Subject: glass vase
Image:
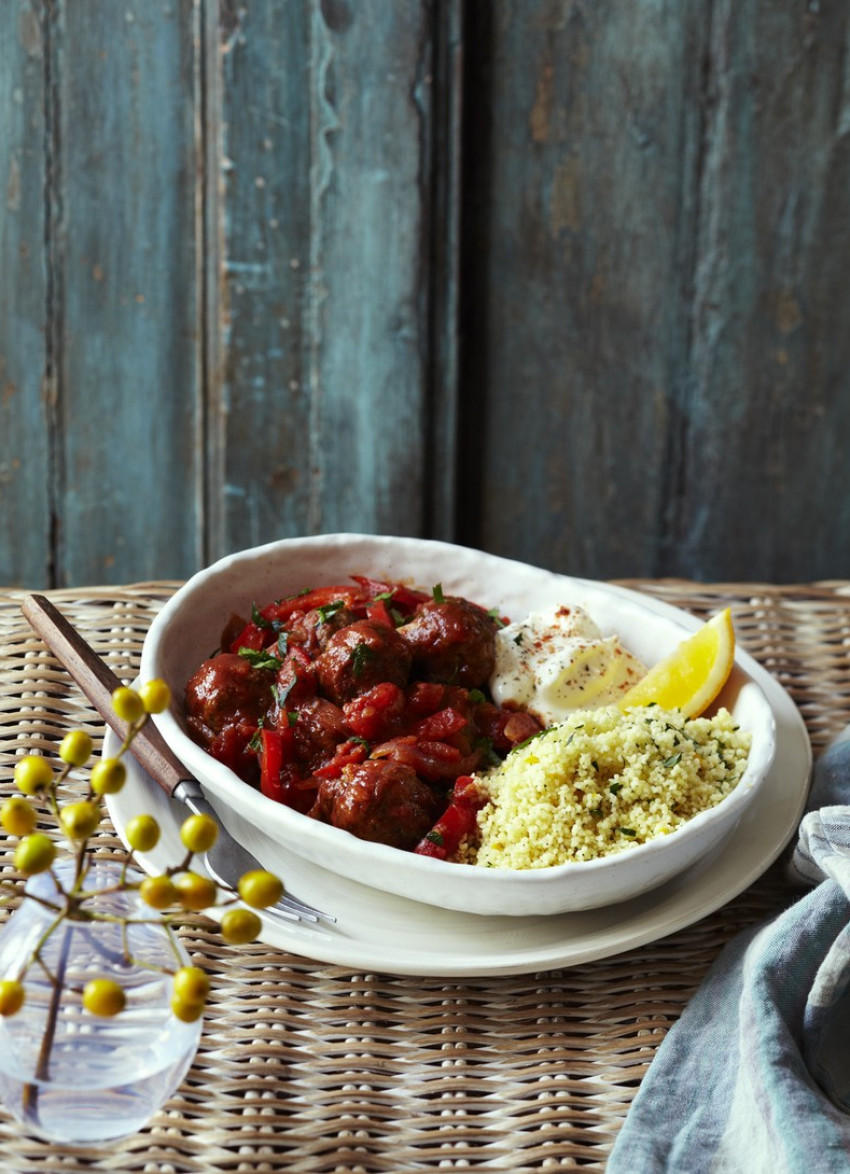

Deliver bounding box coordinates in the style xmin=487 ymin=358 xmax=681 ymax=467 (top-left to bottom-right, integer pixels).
xmin=0 ymin=859 xmax=201 ymax=1146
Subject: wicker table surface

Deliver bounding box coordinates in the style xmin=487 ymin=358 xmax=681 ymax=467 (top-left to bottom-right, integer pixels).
xmin=1 ymin=578 xmax=848 ymax=1173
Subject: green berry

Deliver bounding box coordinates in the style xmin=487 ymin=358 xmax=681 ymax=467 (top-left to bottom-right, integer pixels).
xmin=220 ymin=907 xmax=262 ymax=944
xmin=90 ymin=757 xmax=127 ymax=795
xmin=179 ymin=813 xmax=218 ymax=855
xmin=139 ymin=679 xmax=171 ymax=714
xmin=111 ymin=686 xmax=145 ymax=723
xmin=82 ymin=979 xmax=126 ymax=1017
xmin=14 ymin=833 xmax=56 ymax=876
xmin=139 ymin=874 xmax=177 ymax=910
xmin=0 ymin=980 xmax=25 ymax=1017
xmin=237 ymin=869 xmax=284 ymax=910
xmin=125 ymin=814 xmax=160 ymax=853
xmin=14 ymin=755 xmax=53 ymax=795
xmin=59 ymin=729 xmax=93 ymax=768
xmin=0 ymin=797 xmax=37 ymax=837
xmin=173 ymin=872 xmax=218 ymax=911
xmin=172 ymin=965 xmax=210 ymax=1004
xmin=59 ymin=800 xmax=101 ymax=842
xmin=171 ymin=994 xmax=204 ymax=1023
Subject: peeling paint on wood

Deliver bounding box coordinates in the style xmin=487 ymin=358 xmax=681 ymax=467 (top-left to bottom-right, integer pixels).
xmin=458 ymin=0 xmax=850 ymax=582
xmin=0 ymin=0 xmax=50 ymax=586
xmin=1 ymin=0 xmax=849 ymax=588
xmin=53 ymin=0 xmax=202 ymax=586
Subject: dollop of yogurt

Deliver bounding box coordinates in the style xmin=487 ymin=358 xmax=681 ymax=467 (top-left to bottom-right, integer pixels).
xmin=489 ymin=604 xmax=646 ymax=725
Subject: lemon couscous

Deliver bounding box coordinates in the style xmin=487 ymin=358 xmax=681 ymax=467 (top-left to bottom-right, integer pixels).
xmin=465 ymin=704 xmax=752 ymax=869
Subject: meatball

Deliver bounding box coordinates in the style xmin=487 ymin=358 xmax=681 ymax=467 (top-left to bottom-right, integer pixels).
xmin=399 ymin=598 xmax=497 ymax=688
xmin=287 ymin=604 xmax=358 ymax=657
xmin=290 ymin=696 xmax=349 ymax=772
xmin=314 ymin=619 xmax=413 ymax=705
xmin=185 ymin=653 xmax=274 ymax=741
xmin=313 ymin=759 xmax=440 ymax=850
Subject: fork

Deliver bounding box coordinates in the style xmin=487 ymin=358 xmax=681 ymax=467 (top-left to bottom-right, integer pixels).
xmin=20 ymin=594 xmax=334 ymax=930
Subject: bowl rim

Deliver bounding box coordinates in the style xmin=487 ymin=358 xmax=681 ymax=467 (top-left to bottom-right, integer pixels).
xmin=141 ymin=533 xmax=777 ymax=887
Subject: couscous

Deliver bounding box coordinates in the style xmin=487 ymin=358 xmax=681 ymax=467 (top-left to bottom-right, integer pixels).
xmin=466 ymin=704 xmax=752 ymax=869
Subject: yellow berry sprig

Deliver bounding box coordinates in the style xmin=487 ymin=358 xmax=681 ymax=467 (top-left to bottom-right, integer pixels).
xmin=0 ymin=680 xmax=283 ymax=1026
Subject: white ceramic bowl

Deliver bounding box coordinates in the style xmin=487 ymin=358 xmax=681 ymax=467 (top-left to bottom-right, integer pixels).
xmin=141 ymin=534 xmax=777 ymax=916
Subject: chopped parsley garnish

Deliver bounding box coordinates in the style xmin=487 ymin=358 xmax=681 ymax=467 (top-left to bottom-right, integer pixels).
xmin=425 ymin=829 xmax=444 ymax=845
xmin=618 ymin=827 xmax=637 ymax=837
xmin=515 ymin=728 xmax=549 ymax=750
xmin=513 ymin=633 xmax=524 ymax=646
xmin=317 ymin=600 xmax=346 ymax=623
xmin=663 ymin=753 xmax=683 ymax=769
xmin=609 ymin=781 xmax=623 ymax=795
xmin=350 ymin=641 xmax=376 ymax=678
xmin=238 ymin=646 xmax=283 ymax=672
xmin=251 ymin=603 xmax=281 ymax=632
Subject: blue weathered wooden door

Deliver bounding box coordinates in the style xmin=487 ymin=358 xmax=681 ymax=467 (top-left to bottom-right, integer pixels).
xmin=2 ymin=1 xmax=848 ymax=588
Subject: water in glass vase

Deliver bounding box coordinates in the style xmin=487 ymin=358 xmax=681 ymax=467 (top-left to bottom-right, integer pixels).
xmin=0 ymin=862 xmax=201 ymax=1146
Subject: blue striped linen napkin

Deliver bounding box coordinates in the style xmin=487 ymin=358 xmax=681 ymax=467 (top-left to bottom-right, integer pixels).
xmin=607 ymin=728 xmax=850 ymax=1173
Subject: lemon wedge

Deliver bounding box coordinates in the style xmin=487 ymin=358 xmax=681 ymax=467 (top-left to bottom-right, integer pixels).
xmin=617 ymin=608 xmax=736 ymax=718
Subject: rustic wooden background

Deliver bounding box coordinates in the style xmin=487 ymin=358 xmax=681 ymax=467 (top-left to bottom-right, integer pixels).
xmin=1 ymin=0 xmax=848 ymax=590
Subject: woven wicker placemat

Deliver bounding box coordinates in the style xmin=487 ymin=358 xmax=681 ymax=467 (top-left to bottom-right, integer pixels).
xmin=0 ymin=579 xmax=847 ymax=1173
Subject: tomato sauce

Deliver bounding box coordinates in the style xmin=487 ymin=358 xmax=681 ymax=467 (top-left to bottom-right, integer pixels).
xmin=184 ymin=577 xmax=542 ymax=855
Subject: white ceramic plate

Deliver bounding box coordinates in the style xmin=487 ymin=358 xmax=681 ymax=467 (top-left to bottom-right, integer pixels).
xmin=140 ymin=536 xmax=778 ymax=916
xmin=107 ymin=637 xmax=810 ymax=978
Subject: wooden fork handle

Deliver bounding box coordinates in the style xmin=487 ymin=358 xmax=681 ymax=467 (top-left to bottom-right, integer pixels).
xmin=21 ymin=593 xmax=190 ymax=798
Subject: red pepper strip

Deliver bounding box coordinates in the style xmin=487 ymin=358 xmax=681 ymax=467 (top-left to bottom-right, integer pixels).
xmin=343 ymin=682 xmax=406 ymax=740
xmin=414 ymin=775 xmax=489 ymax=860
xmin=312 ymin=738 xmax=369 ymax=780
xmin=414 ymin=706 xmax=468 ymax=741
xmin=366 ymin=598 xmax=394 ymax=628
xmin=286 ymin=643 xmax=312 ymax=668
xmin=259 ymin=727 xmax=285 ymax=802
xmin=350 ymin=575 xmax=430 ymax=613
xmin=259 ymin=586 xmax=358 ymax=626
xmin=259 ymin=725 xmax=316 ymax=813
xmin=229 ymin=620 xmax=266 ymax=654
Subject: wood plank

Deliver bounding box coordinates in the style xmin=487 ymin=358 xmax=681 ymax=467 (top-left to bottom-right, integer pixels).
xmin=458 ymin=0 xmax=704 ymax=580
xmin=0 ymin=0 xmax=51 ymax=586
xmin=204 ymin=0 xmax=314 ymax=554
xmin=661 ymin=0 xmax=850 ymax=582
xmin=4 ymin=2 xmax=849 ymax=588
xmin=209 ymin=0 xmax=455 ymax=557
xmin=53 ymin=0 xmax=202 ymax=586
xmin=460 ymin=0 xmax=850 ymax=583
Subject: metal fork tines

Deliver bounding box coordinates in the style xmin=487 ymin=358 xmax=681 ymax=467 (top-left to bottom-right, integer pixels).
xmin=174 ymin=780 xmax=336 ymax=928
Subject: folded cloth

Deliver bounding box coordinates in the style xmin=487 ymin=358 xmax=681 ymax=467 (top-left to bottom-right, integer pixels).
xmin=607 ymin=728 xmax=850 ymax=1173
